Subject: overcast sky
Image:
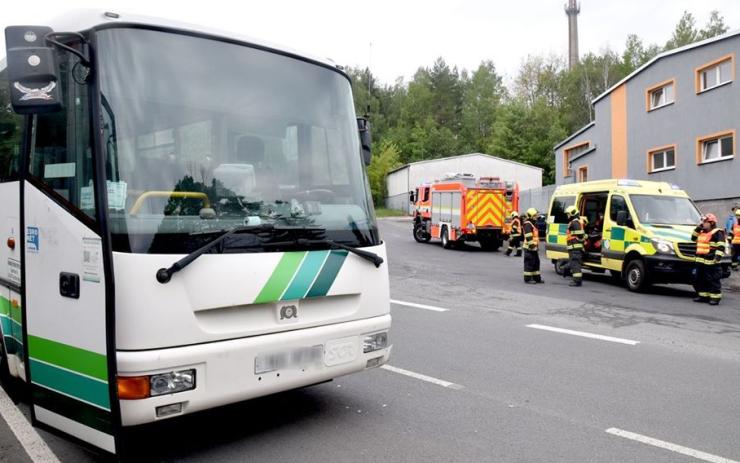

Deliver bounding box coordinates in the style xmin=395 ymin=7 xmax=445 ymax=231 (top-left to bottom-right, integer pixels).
xmin=2 ymin=1 xmax=739 ymax=85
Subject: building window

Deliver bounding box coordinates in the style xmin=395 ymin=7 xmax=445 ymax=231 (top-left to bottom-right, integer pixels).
xmin=646 ymin=80 xmax=675 ymax=111
xmin=563 ymin=141 xmax=590 ymax=177
xmin=696 ymin=54 xmax=734 ymax=93
xmin=697 ymin=131 xmax=734 ymax=164
xmin=648 ymin=145 xmax=676 ymax=173
xmin=577 ymin=166 xmax=588 ymax=183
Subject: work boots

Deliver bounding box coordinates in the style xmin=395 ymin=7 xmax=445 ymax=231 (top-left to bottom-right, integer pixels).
xmin=505 ymin=249 xmax=512 ymax=256
xmin=569 ymin=280 xmax=582 ymax=287
xmin=693 ymin=296 xmax=709 ymax=303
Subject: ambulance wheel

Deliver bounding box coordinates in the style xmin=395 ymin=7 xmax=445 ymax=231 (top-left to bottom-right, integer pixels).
xmin=441 ymin=228 xmax=453 ymax=249
xmin=413 ymin=222 xmax=431 ymax=243
xmin=625 ymin=259 xmax=650 ymax=292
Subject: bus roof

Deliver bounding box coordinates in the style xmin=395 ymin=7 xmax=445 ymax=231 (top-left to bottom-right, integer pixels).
xmin=553 ymin=179 xmax=689 ymax=197
xmin=3 ymin=10 xmax=341 ymax=71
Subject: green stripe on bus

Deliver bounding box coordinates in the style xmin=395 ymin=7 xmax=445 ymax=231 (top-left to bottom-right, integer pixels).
xmin=306 ymin=250 xmax=348 ymax=298
xmin=27 ymin=335 xmax=108 ymax=382
xmin=32 ymin=385 xmax=114 ymax=435
xmin=29 ymin=359 xmax=110 ymax=410
xmin=0 ymin=296 xmax=9 ymax=316
xmin=281 ymin=251 xmax=330 ymax=300
xmin=253 ymin=252 xmax=307 ymax=304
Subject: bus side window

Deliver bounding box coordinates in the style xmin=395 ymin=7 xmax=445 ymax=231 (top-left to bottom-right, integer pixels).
xmin=550 ymin=195 xmax=576 ymax=224
xmin=0 ymin=69 xmax=23 ymax=183
xmin=29 ymin=51 xmax=96 ymax=219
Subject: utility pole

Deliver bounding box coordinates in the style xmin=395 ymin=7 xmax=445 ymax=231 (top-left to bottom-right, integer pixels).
xmin=565 ymin=0 xmax=580 ymax=69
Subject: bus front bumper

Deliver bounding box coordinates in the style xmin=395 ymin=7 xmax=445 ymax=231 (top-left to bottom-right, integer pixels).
xmin=117 ymin=314 xmax=392 ymax=426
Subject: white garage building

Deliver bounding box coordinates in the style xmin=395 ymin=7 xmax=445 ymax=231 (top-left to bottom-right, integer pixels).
xmin=385 ymin=153 xmax=543 ymax=213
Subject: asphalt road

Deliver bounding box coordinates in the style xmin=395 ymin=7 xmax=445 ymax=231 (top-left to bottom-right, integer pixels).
xmin=2 ymin=217 xmax=739 ymax=462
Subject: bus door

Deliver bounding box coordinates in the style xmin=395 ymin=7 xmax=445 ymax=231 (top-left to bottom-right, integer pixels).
xmin=13 ymin=38 xmax=120 ymax=453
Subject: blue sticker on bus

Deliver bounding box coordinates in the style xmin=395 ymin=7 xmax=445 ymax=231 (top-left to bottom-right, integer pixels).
xmin=26 ymin=227 xmax=39 ymax=253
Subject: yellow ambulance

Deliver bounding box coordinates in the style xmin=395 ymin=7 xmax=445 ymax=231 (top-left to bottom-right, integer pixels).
xmin=545 ymin=179 xmax=731 ymax=291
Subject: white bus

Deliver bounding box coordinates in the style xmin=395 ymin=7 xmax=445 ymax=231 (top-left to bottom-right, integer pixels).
xmin=0 ymin=11 xmax=391 ymax=454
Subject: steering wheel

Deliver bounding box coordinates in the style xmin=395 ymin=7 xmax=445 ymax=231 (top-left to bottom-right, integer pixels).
xmin=301 ymin=189 xmax=335 ymax=203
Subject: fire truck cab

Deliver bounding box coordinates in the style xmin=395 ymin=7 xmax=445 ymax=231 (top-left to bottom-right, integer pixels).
xmin=411 ymin=174 xmax=517 ymax=251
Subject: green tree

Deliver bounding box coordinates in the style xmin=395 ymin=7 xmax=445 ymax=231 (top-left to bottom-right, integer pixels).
xmin=699 ymin=10 xmax=729 ymax=40
xmin=367 ymin=141 xmax=402 ymax=205
xmin=460 ymin=61 xmax=507 ymax=152
xmin=665 ymin=11 xmax=699 ymax=50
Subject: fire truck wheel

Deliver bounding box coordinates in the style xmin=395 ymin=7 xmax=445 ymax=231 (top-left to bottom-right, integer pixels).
xmin=441 ymin=227 xmax=453 ymax=249
xmin=413 ymin=222 xmax=431 ymax=243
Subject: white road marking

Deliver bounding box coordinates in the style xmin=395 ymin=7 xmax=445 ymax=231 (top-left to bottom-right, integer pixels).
xmin=381 ymin=365 xmax=462 ymax=389
xmin=0 ymin=385 xmax=60 ymax=463
xmin=390 ymin=299 xmax=449 ymax=312
xmin=606 ymin=428 xmax=739 ymax=463
xmin=526 ymin=324 xmax=640 ymax=346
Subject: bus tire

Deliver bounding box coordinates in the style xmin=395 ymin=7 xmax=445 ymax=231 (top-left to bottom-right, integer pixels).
xmin=441 ymin=227 xmax=453 ymax=249
xmin=625 ymin=259 xmax=650 ymax=292
xmin=0 ymin=340 xmax=21 ymax=401
xmin=413 ymin=222 xmax=431 ymax=243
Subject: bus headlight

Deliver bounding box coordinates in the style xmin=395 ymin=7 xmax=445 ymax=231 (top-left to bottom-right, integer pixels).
xmin=150 ymin=369 xmax=196 ymax=397
xmin=651 ymin=238 xmax=675 ymax=255
xmin=363 ymin=332 xmax=389 ymax=353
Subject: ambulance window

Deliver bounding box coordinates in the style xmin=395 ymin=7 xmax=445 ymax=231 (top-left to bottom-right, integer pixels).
xmin=0 ymin=68 xmax=23 ymax=183
xmin=550 ymin=196 xmax=575 ymax=224
xmin=610 ymin=195 xmax=632 ymax=225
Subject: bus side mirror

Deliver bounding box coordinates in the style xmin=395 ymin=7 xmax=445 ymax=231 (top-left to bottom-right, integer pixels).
xmin=4 ymin=25 xmax=62 ymax=114
xmin=616 ymin=211 xmax=627 ymax=226
xmin=357 ymin=117 xmax=372 ymax=166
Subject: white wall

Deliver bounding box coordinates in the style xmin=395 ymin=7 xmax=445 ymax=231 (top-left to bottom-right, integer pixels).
xmin=387 ymin=155 xmax=542 ymax=199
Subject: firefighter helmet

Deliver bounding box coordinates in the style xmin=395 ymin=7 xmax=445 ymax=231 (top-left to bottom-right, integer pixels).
xmin=526 ymin=208 xmax=538 ymax=218
xmin=565 ymin=205 xmax=579 ymax=217
xmin=510 ymin=211 xmax=519 ymax=218
xmin=703 ymin=213 xmax=718 ymax=224
xmin=735 ymin=209 xmax=740 ymax=217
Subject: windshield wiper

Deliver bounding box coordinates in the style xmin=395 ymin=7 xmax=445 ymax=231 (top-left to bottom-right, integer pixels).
xmin=156 ymin=223 xmax=276 ymax=283
xmin=264 ymin=238 xmax=384 ymax=268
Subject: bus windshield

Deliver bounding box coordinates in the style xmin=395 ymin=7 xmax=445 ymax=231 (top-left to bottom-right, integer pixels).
xmin=629 ymin=194 xmax=701 ymax=226
xmin=96 ymin=28 xmax=377 ymax=254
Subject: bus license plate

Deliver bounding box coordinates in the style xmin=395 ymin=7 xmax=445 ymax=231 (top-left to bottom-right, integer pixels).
xmin=254 ymin=345 xmax=323 ymax=374
xmin=324 ymin=337 xmax=358 ymax=367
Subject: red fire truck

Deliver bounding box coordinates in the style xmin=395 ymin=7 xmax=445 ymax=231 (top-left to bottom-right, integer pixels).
xmin=411 ymin=174 xmax=519 ymax=250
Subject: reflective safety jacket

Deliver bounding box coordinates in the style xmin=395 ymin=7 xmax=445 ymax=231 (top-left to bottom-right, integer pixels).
xmin=566 ymin=217 xmax=586 ymax=250
xmin=692 ymin=226 xmax=725 ymax=265
xmin=731 ymin=221 xmax=740 ymax=245
xmin=510 ymin=217 xmax=522 ymax=237
xmin=523 ymin=220 xmax=539 ymax=249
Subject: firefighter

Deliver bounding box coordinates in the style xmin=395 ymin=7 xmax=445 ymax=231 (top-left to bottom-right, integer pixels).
xmin=505 ymin=211 xmax=523 ymax=257
xmin=523 ymin=208 xmax=544 ymax=284
xmin=729 ymin=209 xmax=740 ymax=271
xmin=565 ymin=205 xmax=585 ymax=287
xmin=691 ymin=214 xmax=725 ymax=305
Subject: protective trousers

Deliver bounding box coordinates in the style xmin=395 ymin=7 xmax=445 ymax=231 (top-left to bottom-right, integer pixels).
xmin=507 ymin=235 xmax=522 ymax=256
xmin=694 ymin=264 xmax=722 ymax=302
xmin=523 ymin=249 xmax=541 ymax=282
xmin=568 ymin=249 xmax=583 ymax=283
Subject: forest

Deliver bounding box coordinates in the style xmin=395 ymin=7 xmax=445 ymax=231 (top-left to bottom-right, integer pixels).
xmin=353 ymin=11 xmax=730 ymax=204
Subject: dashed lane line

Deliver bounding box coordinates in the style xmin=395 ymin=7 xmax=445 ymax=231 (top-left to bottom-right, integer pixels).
xmin=526 ymin=324 xmax=640 ymax=346
xmin=606 ymin=427 xmax=739 ymax=463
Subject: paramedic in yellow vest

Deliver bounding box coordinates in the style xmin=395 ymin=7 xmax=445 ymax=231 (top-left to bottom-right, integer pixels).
xmin=505 ymin=211 xmax=523 ymax=257
xmin=729 ymin=209 xmax=740 ymax=271
xmin=691 ymin=214 xmax=725 ymax=305
xmin=523 ymin=208 xmax=544 ymax=284
xmin=565 ymin=206 xmax=585 ymax=287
